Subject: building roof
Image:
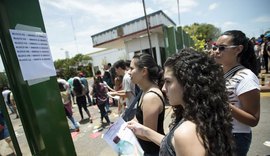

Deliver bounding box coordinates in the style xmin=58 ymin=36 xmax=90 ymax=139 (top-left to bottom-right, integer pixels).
xmin=91 ymin=10 xmax=176 ymax=48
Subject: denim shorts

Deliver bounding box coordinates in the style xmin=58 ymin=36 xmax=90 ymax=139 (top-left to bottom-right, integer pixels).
xmin=233 ymin=132 xmax=252 ymax=156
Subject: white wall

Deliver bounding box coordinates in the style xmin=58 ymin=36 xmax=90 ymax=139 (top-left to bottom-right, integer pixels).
xmin=88 ymin=48 xmax=126 ymax=74
xmin=89 ymin=32 xmax=165 ymax=75
xmin=124 ymin=33 xmax=164 ymax=66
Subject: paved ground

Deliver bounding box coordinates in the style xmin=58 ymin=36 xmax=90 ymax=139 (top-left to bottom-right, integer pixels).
xmin=1 ymin=104 xmax=173 ymax=156
xmin=1 ymin=75 xmax=270 ymax=156
xmin=248 ymin=92 xmax=270 ymax=156
xmin=1 ymin=92 xmax=269 ymax=156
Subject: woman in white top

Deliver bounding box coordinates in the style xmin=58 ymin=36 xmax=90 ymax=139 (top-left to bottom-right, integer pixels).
xmin=212 ymin=30 xmax=260 ymax=156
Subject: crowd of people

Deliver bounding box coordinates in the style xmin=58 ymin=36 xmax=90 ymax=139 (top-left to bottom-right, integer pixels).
xmin=1 ymin=29 xmax=267 ymax=156
xmin=251 ymin=34 xmax=270 ymax=91
xmin=127 ymin=30 xmax=262 ymax=156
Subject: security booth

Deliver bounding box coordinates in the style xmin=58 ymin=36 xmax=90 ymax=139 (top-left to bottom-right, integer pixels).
xmin=0 ymin=0 xmax=76 ymax=155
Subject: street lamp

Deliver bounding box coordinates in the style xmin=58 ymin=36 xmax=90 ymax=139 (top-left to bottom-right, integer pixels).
xmin=60 ymin=48 xmax=70 ymax=59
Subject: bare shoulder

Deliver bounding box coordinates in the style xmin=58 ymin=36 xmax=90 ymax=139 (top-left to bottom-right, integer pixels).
xmin=174 ymin=120 xmax=197 ymax=139
xmin=173 ymin=120 xmax=205 ymax=155
xmin=143 ymin=88 xmax=164 ymax=102
xmin=143 ymin=88 xmax=164 ymax=111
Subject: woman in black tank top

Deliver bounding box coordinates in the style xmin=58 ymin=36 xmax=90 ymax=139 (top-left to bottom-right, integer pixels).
xmin=128 ymin=53 xmax=165 ymax=156
xmin=128 ymin=49 xmax=235 ymax=156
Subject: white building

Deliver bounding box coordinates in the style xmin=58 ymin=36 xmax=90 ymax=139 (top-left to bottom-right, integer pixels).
xmin=88 ymin=10 xmax=182 ymax=74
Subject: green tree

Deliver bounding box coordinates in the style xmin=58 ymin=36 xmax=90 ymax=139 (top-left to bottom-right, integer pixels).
xmin=54 ymin=54 xmax=93 ymax=79
xmin=184 ymin=23 xmax=221 ymax=51
xmin=0 ymin=72 xmax=8 ymax=89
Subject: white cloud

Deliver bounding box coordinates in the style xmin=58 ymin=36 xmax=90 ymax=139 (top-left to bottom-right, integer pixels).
xmin=253 ymin=16 xmax=270 ymax=23
xmin=213 ymin=21 xmax=240 ymax=33
xmin=39 ymin=0 xmax=147 ymax=60
xmin=223 ymin=21 xmax=237 ymax=26
xmin=151 ymin=0 xmax=198 ymax=15
xmin=208 ymin=3 xmax=218 ymax=10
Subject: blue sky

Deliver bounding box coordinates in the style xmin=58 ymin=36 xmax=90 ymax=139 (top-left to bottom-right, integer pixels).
xmin=1 ymin=0 xmax=270 ymax=72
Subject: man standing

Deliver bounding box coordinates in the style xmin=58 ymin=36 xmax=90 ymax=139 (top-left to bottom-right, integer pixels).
xmin=108 ymin=63 xmax=117 ymax=88
xmin=110 ymin=60 xmax=135 ymax=109
xmin=1 ymin=87 xmax=15 ymax=116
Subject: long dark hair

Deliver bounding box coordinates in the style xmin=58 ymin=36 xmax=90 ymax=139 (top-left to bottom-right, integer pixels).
xmin=93 ymin=76 xmax=103 ymax=87
xmin=73 ymin=78 xmax=83 ymax=95
xmin=222 ymin=30 xmax=258 ymax=75
xmin=133 ymin=53 xmax=163 ymax=88
xmin=164 ymin=48 xmax=235 ymax=155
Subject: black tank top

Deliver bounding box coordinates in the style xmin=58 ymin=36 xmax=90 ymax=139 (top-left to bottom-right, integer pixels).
xmin=136 ymin=90 xmax=165 ymax=155
xmin=159 ymin=119 xmax=185 ymax=156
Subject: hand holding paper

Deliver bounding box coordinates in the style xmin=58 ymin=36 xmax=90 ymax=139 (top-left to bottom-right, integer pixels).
xmin=103 ymin=117 xmax=144 ymax=156
xmin=127 ymin=120 xmax=146 ymax=137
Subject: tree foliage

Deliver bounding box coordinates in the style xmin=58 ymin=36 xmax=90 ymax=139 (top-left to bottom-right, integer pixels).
xmin=184 ymin=23 xmax=221 ymax=51
xmin=0 ymin=72 xmax=8 ymax=89
xmin=54 ymin=54 xmax=93 ymax=79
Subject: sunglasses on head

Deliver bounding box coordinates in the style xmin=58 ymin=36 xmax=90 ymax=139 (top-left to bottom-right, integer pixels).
xmin=212 ymin=45 xmax=238 ymax=51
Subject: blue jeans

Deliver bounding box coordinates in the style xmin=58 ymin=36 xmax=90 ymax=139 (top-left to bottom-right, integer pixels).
xmin=105 ymin=98 xmax=110 ymax=112
xmin=233 ymin=132 xmax=252 ymax=156
xmin=67 ymin=116 xmax=79 ymax=129
xmin=0 ymin=124 xmax=10 ymax=140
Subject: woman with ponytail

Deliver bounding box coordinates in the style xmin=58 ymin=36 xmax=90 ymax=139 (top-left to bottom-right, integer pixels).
xmin=128 ymin=53 xmax=165 ymax=156
xmin=212 ymin=30 xmax=260 ymax=156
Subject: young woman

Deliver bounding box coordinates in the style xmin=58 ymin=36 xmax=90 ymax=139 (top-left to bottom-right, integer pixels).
xmin=58 ymin=81 xmax=80 ymax=132
xmin=72 ymin=78 xmax=92 ymax=123
xmin=91 ymin=76 xmax=111 ymax=125
xmin=128 ymin=49 xmax=235 ymax=156
xmin=212 ymin=30 xmax=260 ymax=155
xmin=128 ymin=53 xmax=165 ymax=156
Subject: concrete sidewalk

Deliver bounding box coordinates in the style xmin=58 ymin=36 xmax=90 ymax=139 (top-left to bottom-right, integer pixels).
xmin=3 ymin=93 xmax=270 ymax=155
xmin=71 ymin=104 xmax=173 ymax=156
xmin=2 ymin=103 xmax=173 ymax=156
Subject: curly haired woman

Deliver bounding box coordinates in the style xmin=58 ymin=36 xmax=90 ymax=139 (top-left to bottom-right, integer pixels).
xmin=128 ymin=48 xmax=235 ymax=156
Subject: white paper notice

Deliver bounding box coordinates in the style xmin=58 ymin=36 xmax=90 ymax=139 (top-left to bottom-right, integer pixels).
xmin=103 ymin=117 xmax=144 ymax=156
xmin=9 ymin=29 xmax=56 ymax=81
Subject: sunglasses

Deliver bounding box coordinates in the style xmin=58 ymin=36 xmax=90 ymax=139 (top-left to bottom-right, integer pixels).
xmin=212 ymin=45 xmax=238 ymax=51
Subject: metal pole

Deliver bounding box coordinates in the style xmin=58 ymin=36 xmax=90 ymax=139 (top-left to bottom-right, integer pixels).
xmin=142 ymin=0 xmax=153 ymax=56
xmin=0 ymin=1 xmax=77 ymax=155
xmin=177 ymin=0 xmax=181 ymax=25
xmin=71 ymin=17 xmax=79 ymax=53
xmin=177 ymin=0 xmax=185 ymax=48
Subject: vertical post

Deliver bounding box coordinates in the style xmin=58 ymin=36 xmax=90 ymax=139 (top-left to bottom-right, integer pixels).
xmin=142 ymin=0 xmax=153 ymax=56
xmin=177 ymin=0 xmax=185 ymax=48
xmin=0 ymin=0 xmax=76 ymax=155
